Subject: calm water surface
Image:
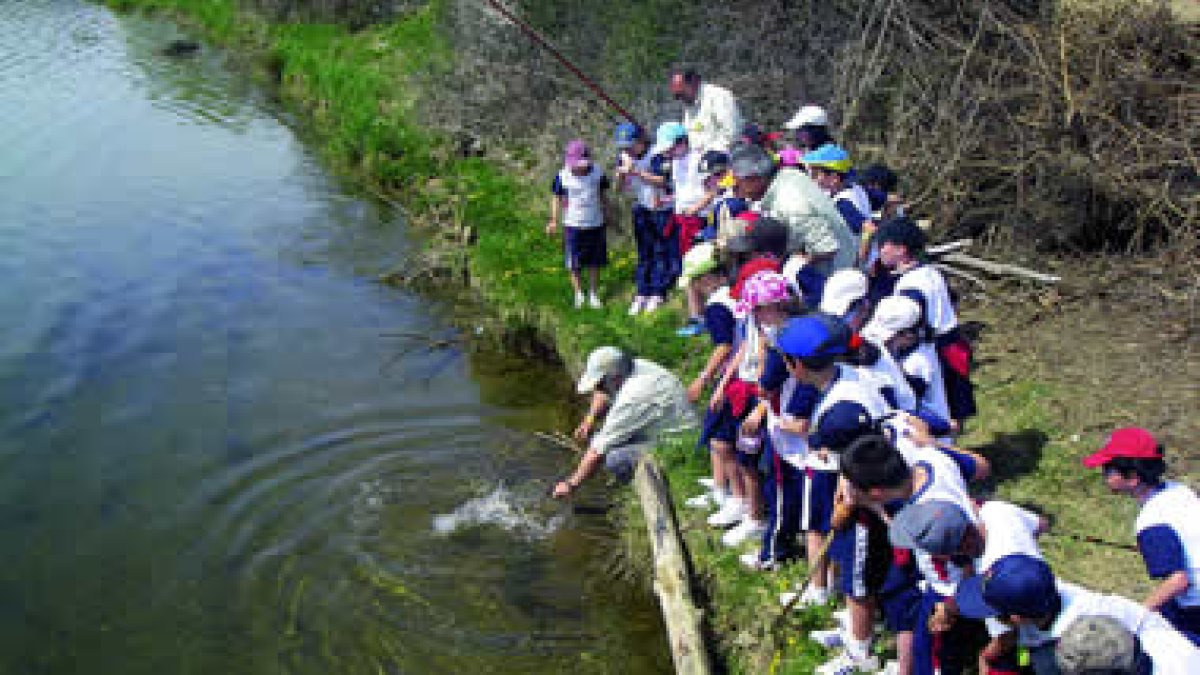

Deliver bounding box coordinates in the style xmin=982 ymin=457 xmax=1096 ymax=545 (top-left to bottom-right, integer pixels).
xmin=0 ymin=2 xmax=668 ymax=672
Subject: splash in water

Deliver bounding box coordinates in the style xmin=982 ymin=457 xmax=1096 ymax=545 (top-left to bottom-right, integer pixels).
xmin=432 ymin=483 xmax=565 ymax=541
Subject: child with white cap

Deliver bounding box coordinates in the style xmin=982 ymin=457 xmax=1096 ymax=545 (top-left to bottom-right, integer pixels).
xmin=861 ymin=295 xmax=951 ymax=428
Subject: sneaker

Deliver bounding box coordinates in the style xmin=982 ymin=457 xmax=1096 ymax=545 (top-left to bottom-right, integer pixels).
xmin=706 ymin=498 xmax=746 ymax=528
xmin=796 ymin=584 xmax=831 ymax=608
xmin=675 ymin=317 xmax=705 ymax=337
xmin=808 ymin=628 xmax=844 ymax=649
xmin=684 ymin=491 xmax=723 ymax=509
xmin=875 ymin=661 xmax=900 ymax=675
xmin=832 ymin=608 xmax=851 ymax=629
xmin=721 ymin=517 xmax=767 ymax=547
xmin=587 ymin=293 xmax=602 ymax=309
xmin=779 ymin=590 xmax=799 ymax=607
xmin=574 ymin=291 xmax=585 ymax=309
xmin=697 ymin=477 xmax=715 ymax=489
xmin=628 ymin=296 xmax=646 ymax=316
xmin=815 ymin=650 xmax=879 ymax=675
xmin=643 ymin=295 xmax=663 ymax=313
xmin=739 ymin=551 xmax=776 ymax=571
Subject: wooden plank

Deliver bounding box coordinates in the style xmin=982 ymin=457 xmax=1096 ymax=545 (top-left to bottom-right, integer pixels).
xmin=632 ymin=455 xmax=713 ymax=675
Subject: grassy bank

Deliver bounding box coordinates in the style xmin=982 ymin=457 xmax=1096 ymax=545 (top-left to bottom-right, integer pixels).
xmin=105 ymin=1 xmax=1190 ymax=673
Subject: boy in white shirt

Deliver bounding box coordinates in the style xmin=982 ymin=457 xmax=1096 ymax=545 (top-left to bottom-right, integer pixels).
xmin=1082 ymin=427 xmax=1200 ymax=645
xmin=955 ymin=554 xmax=1200 ymax=675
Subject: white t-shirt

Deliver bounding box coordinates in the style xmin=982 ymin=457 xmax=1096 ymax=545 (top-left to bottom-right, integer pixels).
xmin=767 ymin=376 xmax=809 ymax=471
xmin=624 ymin=150 xmax=666 ymax=210
xmin=835 ymin=184 xmax=873 ymax=220
xmin=1017 ymin=582 xmax=1200 ymax=675
xmin=895 ymin=265 xmax=958 ymax=337
xmin=1136 ymin=482 xmax=1200 ymax=607
xmin=807 ymin=365 xmax=888 ymax=471
xmin=900 ymin=343 xmax=950 ymax=423
xmin=975 ymin=501 xmax=1045 ymax=637
xmin=898 ymin=445 xmax=978 ymax=596
xmin=682 ymin=81 xmax=743 ymax=154
xmin=855 ymin=339 xmax=917 ymax=414
xmin=671 ymin=149 xmax=708 ymax=215
xmin=555 ymin=165 xmax=606 ymax=229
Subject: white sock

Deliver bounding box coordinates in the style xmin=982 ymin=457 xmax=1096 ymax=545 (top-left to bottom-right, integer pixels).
xmin=845 ymin=636 xmax=872 ymax=661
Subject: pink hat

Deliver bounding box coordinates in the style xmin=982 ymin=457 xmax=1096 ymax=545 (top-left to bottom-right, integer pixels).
xmin=778 ymin=147 xmax=803 ymax=167
xmin=564 ymin=139 xmax=591 ymax=170
xmin=736 ymin=271 xmax=792 ymax=315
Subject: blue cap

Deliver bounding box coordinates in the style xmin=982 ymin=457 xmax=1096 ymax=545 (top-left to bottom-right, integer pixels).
xmin=802 ymin=143 xmax=852 ymax=173
xmin=913 ymin=407 xmax=953 ymax=437
xmin=809 ymin=401 xmax=876 ymax=451
xmin=955 ymin=554 xmax=1059 ymax=620
xmin=652 ymin=122 xmax=688 ymax=156
xmin=615 ymin=122 xmax=643 ymax=148
xmin=888 ymin=499 xmax=972 ymax=554
xmin=775 ymin=315 xmax=849 ymax=360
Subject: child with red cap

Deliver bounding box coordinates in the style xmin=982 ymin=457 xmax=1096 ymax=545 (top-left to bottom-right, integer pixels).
xmin=1083 ymin=428 xmax=1200 ymax=645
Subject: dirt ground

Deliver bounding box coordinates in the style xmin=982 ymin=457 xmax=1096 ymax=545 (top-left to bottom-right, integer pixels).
xmin=953 ymin=250 xmax=1198 ymax=595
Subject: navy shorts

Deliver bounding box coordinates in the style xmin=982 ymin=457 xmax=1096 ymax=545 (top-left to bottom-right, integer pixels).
xmin=1160 ymin=601 xmax=1200 ymax=646
xmin=799 ymin=467 xmax=838 ymax=533
xmin=700 ymin=402 xmax=740 ymax=446
xmin=879 ymin=548 xmax=922 ymax=633
xmin=563 ymin=226 xmax=607 ymax=270
xmin=830 ymin=508 xmax=892 ymax=599
xmin=912 ymin=588 xmax=988 ymax=675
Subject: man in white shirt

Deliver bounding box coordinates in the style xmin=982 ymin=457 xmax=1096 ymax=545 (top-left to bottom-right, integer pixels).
xmin=955 ymin=554 xmax=1200 ymax=675
xmin=552 ymin=347 xmax=696 ymax=498
xmin=669 ymin=67 xmax=743 ymax=154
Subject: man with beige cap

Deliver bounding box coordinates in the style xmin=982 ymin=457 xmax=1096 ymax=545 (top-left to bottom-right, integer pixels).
xmin=552 ymin=347 xmax=695 ymax=498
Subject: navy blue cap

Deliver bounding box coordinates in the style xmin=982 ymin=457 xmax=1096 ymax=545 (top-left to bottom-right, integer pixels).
xmin=955 ymin=554 xmax=1059 ymax=620
xmin=775 ymin=315 xmax=849 ymax=360
xmin=809 ymin=401 xmax=876 ymax=451
xmin=913 ymin=407 xmax=953 ymax=437
xmin=699 ymin=150 xmax=730 ymax=175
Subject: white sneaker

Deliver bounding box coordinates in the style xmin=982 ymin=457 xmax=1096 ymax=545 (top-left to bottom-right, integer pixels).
xmin=797 ymin=584 xmax=831 ymax=608
xmin=697 ymin=477 xmax=715 ymax=489
xmin=875 ymin=661 xmax=900 ymax=675
xmin=809 ymin=628 xmax=844 ymax=648
xmin=684 ymin=491 xmax=723 ymax=510
xmin=815 ymin=651 xmax=879 ymax=675
xmin=779 ymin=590 xmax=799 ymax=607
xmin=739 ymin=551 xmax=776 ymax=571
xmin=643 ymin=295 xmax=662 ymax=312
xmin=628 ymin=296 xmax=646 ymax=315
xmin=587 ymin=292 xmax=602 ymax=309
xmin=706 ymin=498 xmax=747 ymax=528
xmin=832 ymin=608 xmax=851 ymax=629
xmin=721 ymin=517 xmax=767 ymax=547
xmin=574 ymin=291 xmax=585 ymax=309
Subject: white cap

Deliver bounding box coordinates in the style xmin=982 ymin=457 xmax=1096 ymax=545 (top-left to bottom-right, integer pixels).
xmin=860 ymin=296 xmax=921 ymax=344
xmin=784 ymin=105 xmax=829 ymax=130
xmin=577 ymin=346 xmax=625 ymax=394
xmin=819 ymin=269 xmax=869 ymax=317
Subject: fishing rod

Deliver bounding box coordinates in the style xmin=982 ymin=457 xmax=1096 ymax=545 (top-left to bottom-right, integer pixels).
xmin=1046 ymin=530 xmax=1138 ymax=553
xmin=481 ymin=0 xmax=639 ymax=126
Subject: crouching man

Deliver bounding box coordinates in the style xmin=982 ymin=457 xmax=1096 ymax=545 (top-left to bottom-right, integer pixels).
xmin=553 ymin=346 xmax=696 ymax=498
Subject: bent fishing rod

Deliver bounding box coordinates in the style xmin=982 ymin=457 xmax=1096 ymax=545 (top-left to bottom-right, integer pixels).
xmin=481 ymin=0 xmax=639 ymax=127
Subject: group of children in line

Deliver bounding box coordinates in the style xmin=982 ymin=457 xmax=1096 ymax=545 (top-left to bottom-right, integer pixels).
xmin=547 ymin=103 xmax=1200 ymax=674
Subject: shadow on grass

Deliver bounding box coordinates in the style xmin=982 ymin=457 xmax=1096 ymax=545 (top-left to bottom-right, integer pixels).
xmin=970 ymin=428 xmax=1049 ymax=493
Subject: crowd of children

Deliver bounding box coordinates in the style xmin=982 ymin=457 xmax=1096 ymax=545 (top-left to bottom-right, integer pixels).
xmin=546 ymin=73 xmax=1200 ymax=674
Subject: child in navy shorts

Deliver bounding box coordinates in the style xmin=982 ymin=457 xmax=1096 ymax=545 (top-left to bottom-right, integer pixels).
xmin=547 ymin=139 xmax=610 ymax=309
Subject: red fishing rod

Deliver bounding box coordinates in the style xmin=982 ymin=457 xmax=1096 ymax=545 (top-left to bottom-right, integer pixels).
xmin=481 ymin=0 xmax=640 ymax=127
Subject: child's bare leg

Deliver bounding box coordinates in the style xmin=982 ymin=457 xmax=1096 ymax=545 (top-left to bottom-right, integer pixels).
xmin=806 ymin=531 xmax=829 ymax=590
xmin=686 ymin=282 xmax=702 ymax=317
xmin=587 ymin=266 xmax=600 ymax=296
xmin=743 ymin=464 xmax=763 ymax=520
xmin=712 ymin=440 xmax=740 ymax=499
xmin=895 ymin=631 xmax=913 ymax=675
xmin=567 ymin=268 xmax=583 ymax=295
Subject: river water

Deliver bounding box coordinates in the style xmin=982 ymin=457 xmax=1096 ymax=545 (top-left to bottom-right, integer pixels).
xmin=0 ymin=2 xmax=669 ymax=673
